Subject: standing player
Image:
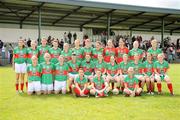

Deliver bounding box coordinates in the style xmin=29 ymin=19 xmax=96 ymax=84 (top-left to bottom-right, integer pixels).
xmin=41 ymin=53 xmax=54 ymax=94
xmin=106 ymin=56 xmax=120 ymax=94
xmin=80 ymin=54 xmax=94 ymax=82
xmin=13 ymin=39 xmax=27 ymax=93
xmin=90 ymin=70 xmax=109 ymax=97
xmin=147 ymin=39 xmax=162 ymax=62
xmin=71 ymin=68 xmax=90 ymax=97
xmin=26 ymin=40 xmax=38 ymax=89
xmin=124 ymin=67 xmax=142 ymax=97
xmin=129 ymin=41 xmax=144 ymax=61
xmin=54 ymin=55 xmax=69 ymax=94
xmin=72 ymin=39 xmax=84 ymax=61
xmin=61 ymin=43 xmax=72 ymax=62
xmin=37 ymin=38 xmax=50 ymax=63
xmin=130 ymin=53 xmax=145 ymax=89
xmin=68 ymin=53 xmax=81 ymax=93
xmin=27 ymin=55 xmax=41 ymax=95
xmin=49 ymin=39 xmax=61 ymax=64
xmin=83 ymin=39 xmax=93 ymax=57
xmin=154 ymin=53 xmax=174 ymax=95
xmin=103 ymin=39 xmax=116 ymax=63
xmin=92 ymin=41 xmax=103 ymax=61
xmin=143 ymin=53 xmax=155 ymax=94
xmin=119 ymin=54 xmax=131 ymax=92
xmin=115 ymin=38 xmax=129 ymax=64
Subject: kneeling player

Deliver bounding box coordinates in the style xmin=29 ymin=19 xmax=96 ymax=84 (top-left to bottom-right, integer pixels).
xmin=106 ymin=56 xmax=120 ymax=94
xmin=72 ymin=68 xmax=90 ymax=97
xmin=41 ymin=53 xmax=54 ymax=94
xmin=27 ymin=55 xmax=41 ymax=95
xmin=154 ymin=53 xmax=174 ymax=95
xmin=54 ymin=55 xmax=69 ymax=94
xmin=124 ymin=67 xmax=142 ymax=97
xmin=90 ymin=70 xmax=109 ymax=97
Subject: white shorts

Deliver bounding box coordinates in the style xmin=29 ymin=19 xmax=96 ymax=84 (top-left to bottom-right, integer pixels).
xmin=28 ymin=81 xmax=41 ymax=92
xmin=69 ymin=73 xmax=78 ymax=79
xmin=135 ymin=75 xmax=143 ymax=80
xmin=155 ymin=74 xmax=169 ymax=80
xmin=54 ymin=80 xmax=66 ymax=91
xmin=41 ymin=84 xmax=53 ymax=91
xmin=15 ymin=63 xmax=27 ymax=73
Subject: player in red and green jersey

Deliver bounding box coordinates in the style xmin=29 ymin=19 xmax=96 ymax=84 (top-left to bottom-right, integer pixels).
xmin=72 ymin=39 xmax=84 ymax=61
xmin=27 ymin=55 xmax=41 ymax=95
xmin=130 ymin=53 xmax=145 ymax=89
xmin=90 ymin=70 xmax=109 ymax=97
xmin=41 ymin=53 xmax=55 ymax=94
xmin=82 ymin=39 xmax=93 ymax=58
xmin=94 ymin=54 xmax=106 ymax=77
xmin=68 ymin=52 xmax=81 ymax=93
xmin=71 ymin=68 xmax=90 ymax=97
xmin=147 ymin=39 xmax=162 ymax=62
xmin=119 ymin=54 xmax=131 ymax=92
xmin=37 ymin=38 xmax=50 ymax=63
xmin=13 ymin=39 xmax=27 ymax=93
xmin=103 ymin=39 xmax=116 ymax=63
xmin=124 ymin=67 xmax=142 ymax=97
xmin=129 ymin=41 xmax=144 ymax=61
xmin=92 ymin=41 xmax=103 ymax=61
xmin=106 ymin=56 xmax=120 ymax=94
xmin=115 ymin=38 xmax=129 ymax=64
xmin=54 ymin=55 xmax=69 ymax=94
xmin=49 ymin=39 xmax=61 ymax=64
xmin=154 ymin=53 xmax=173 ymax=95
xmin=81 ymin=54 xmax=94 ymax=82
xmin=26 ymin=40 xmax=38 ymax=65
xmin=61 ymin=43 xmax=72 ymax=62
xmin=143 ymin=53 xmax=155 ymax=94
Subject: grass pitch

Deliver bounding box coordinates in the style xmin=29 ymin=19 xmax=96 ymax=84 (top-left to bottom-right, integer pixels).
xmin=0 ymin=64 xmax=180 ymax=120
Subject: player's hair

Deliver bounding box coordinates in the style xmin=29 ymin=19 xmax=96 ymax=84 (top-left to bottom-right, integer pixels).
xmin=79 ymin=68 xmax=83 ymax=71
xmin=18 ymin=39 xmax=25 ymax=48
xmin=31 ymin=55 xmax=37 ymax=60
xmin=31 ymin=40 xmax=37 ymax=49
xmin=96 ymin=40 xmax=101 ymax=45
xmin=44 ymin=52 xmax=51 ymax=58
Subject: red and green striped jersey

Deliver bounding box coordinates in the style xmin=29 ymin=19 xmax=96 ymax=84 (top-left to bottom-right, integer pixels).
xmin=68 ymin=60 xmax=81 ymax=74
xmin=13 ymin=47 xmax=27 ymax=64
xmin=129 ymin=48 xmax=143 ymax=61
xmin=103 ymin=47 xmax=116 ymax=63
xmin=72 ymin=47 xmax=84 ymax=61
xmin=61 ymin=50 xmax=72 ymax=62
xmin=75 ymin=76 xmax=88 ymax=89
xmin=124 ymin=75 xmax=139 ymax=91
xmin=81 ymin=60 xmax=94 ymax=75
xmin=143 ymin=60 xmax=154 ymax=76
xmin=119 ymin=62 xmax=131 ymax=75
xmin=130 ymin=61 xmax=144 ymax=75
xmin=93 ymin=76 xmax=105 ymax=90
xmin=147 ymin=48 xmax=162 ymax=62
xmin=94 ymin=61 xmax=106 ymax=73
xmin=82 ymin=47 xmax=92 ymax=57
xmin=115 ymin=47 xmax=129 ymax=63
xmin=27 ymin=64 xmax=42 ymax=82
xmin=49 ymin=47 xmax=61 ymax=64
xmin=54 ymin=63 xmax=69 ymax=81
xmin=37 ymin=45 xmax=50 ymax=63
xmin=92 ymin=48 xmax=103 ymax=61
xmin=41 ymin=62 xmax=55 ymax=84
xmin=26 ymin=48 xmax=38 ymax=64
xmin=153 ymin=60 xmax=169 ymax=74
xmin=106 ymin=62 xmax=118 ymax=76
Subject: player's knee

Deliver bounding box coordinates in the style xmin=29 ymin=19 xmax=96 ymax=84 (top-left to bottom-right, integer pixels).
xmin=112 ymin=88 xmax=119 ymax=95
xmin=90 ymin=89 xmax=95 ymax=95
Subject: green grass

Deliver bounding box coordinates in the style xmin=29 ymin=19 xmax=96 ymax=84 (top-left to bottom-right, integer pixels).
xmin=0 ymin=64 xmax=180 ymax=120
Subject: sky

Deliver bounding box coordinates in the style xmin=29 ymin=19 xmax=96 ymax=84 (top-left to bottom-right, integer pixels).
xmin=86 ymin=0 xmax=180 ymax=10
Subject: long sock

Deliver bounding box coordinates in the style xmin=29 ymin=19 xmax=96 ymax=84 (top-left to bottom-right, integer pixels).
xmin=148 ymin=83 xmax=151 ymax=92
xmin=26 ymin=82 xmax=28 ymax=89
xmin=167 ymin=83 xmax=173 ymax=94
xmin=15 ymin=83 xmax=19 ymax=91
xmin=69 ymin=86 xmax=72 ymax=93
xmin=151 ymin=83 xmax=154 ymax=92
xmin=139 ymin=81 xmax=142 ymax=88
xmin=121 ymin=87 xmax=124 ymax=92
xmin=111 ymin=83 xmax=114 ymax=89
xmin=20 ymin=83 xmax=24 ymax=91
xmin=157 ymin=83 xmax=162 ymax=92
